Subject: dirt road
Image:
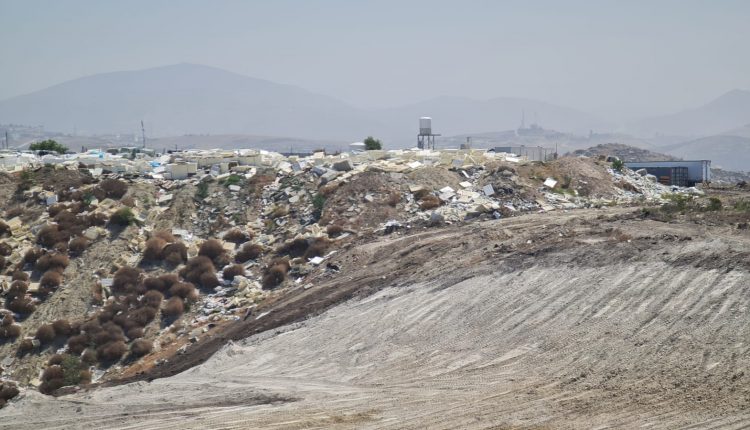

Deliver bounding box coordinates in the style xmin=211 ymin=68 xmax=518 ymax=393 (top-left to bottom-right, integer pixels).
xmin=3 ymin=207 xmax=750 ymax=429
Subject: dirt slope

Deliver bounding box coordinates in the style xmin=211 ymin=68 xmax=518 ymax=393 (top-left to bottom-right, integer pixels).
xmin=3 ymin=207 xmax=750 ymax=429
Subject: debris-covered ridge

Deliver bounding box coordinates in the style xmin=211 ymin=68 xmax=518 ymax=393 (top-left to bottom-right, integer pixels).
xmin=0 ymin=147 xmax=712 ymax=403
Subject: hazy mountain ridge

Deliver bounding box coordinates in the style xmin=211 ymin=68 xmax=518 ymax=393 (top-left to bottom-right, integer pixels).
xmin=632 ymin=89 xmax=750 ymax=138
xmin=0 ymin=64 xmax=617 ymax=144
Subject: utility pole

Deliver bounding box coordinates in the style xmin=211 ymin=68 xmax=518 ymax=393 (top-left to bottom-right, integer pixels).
xmin=141 ymin=120 xmax=146 ymax=149
xmin=5 ymin=131 xmax=9 ymax=149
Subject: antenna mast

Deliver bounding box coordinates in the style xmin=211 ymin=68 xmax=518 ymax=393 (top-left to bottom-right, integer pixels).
xmin=141 ymin=120 xmax=146 ymax=149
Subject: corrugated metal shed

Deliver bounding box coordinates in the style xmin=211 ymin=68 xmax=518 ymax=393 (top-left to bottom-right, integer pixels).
xmin=625 ymin=160 xmax=711 ymax=185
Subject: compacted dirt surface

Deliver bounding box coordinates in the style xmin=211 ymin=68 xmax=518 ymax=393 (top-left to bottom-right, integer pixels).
xmin=3 ymin=206 xmax=750 ymax=429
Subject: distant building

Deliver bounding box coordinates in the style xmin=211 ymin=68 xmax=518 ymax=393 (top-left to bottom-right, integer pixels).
xmin=625 ymin=160 xmax=711 ymax=186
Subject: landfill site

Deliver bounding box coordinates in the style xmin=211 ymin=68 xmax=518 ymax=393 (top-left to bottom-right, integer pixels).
xmin=0 ymin=144 xmax=749 ymax=429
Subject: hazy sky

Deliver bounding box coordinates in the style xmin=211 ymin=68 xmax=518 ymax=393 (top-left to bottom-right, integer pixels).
xmin=1 ymin=0 xmax=748 ymax=120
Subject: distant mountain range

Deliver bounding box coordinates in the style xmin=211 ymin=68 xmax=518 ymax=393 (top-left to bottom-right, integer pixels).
xmin=631 ymin=89 xmax=750 ymax=138
xmin=0 ymin=63 xmax=610 ymax=144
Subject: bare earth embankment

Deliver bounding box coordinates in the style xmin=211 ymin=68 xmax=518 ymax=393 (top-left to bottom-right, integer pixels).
xmin=3 ymin=206 xmax=750 ymax=429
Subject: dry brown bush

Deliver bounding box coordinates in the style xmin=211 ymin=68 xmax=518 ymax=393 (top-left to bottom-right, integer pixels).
xmin=386 ymin=191 xmax=401 ymax=207
xmin=142 ymin=237 xmax=167 ymax=262
xmin=5 ymin=206 xmax=24 ymax=219
xmin=304 ymin=237 xmax=330 ymax=259
xmin=222 ymin=264 xmax=245 ymax=280
xmin=235 ymin=243 xmax=263 ymax=263
xmin=223 ymin=228 xmax=249 ymax=244
xmin=419 ymin=195 xmax=440 ymax=210
xmin=96 ymin=340 xmax=127 ymax=362
xmin=48 ymin=354 xmax=65 ymax=366
xmin=0 ymin=382 xmax=19 ymax=401
xmin=7 ymin=297 xmax=35 ymax=314
xmin=68 ymin=236 xmax=89 ymax=255
xmin=412 ymin=188 xmax=431 ymax=200
xmin=0 ymin=221 xmax=9 ymax=237
xmin=67 ymin=334 xmax=89 ymax=355
xmin=276 ymin=237 xmax=309 ymax=258
xmin=1 ymin=312 xmax=13 ymax=327
xmin=98 ymin=179 xmax=128 ymax=199
xmin=52 ymin=319 xmax=73 ymax=336
xmin=11 ymin=270 xmax=29 ymax=282
xmin=79 ymin=370 xmax=92 ymax=384
xmin=23 ymin=247 xmax=44 ymax=266
xmin=163 ymin=242 xmax=188 ymax=266
xmin=35 ymin=253 xmax=69 ymax=273
xmin=169 ymin=282 xmax=197 ymax=300
xmin=143 ymin=290 xmax=164 ymax=308
xmin=112 ymin=266 xmax=142 ymax=294
xmin=162 ymin=297 xmax=185 ymax=317
xmin=120 ymin=196 xmax=136 ymax=207
xmin=126 ymin=327 xmax=144 ymax=340
xmin=261 ymin=264 xmax=288 ymax=289
xmin=326 ymin=224 xmax=344 ymax=238
xmin=199 ymin=239 xmax=227 ymax=264
xmin=130 ymin=339 xmax=153 ymax=357
xmin=35 ymin=324 xmax=56 ymax=343
xmin=6 ymin=281 xmax=27 ymax=299
xmin=199 ymin=273 xmax=220 ymax=289
xmin=318 ymin=183 xmax=338 ymax=197
xmin=85 ymin=212 xmax=108 ymax=227
xmin=81 ymin=348 xmax=97 ymax=364
xmin=0 ymin=242 xmax=11 ymax=256
xmin=152 ymin=230 xmax=176 ymax=242
xmin=179 ymin=256 xmax=216 ymax=287
xmin=37 ymin=224 xmax=70 ymax=248
xmin=0 ymin=324 xmax=21 ymax=338
xmin=17 ymin=338 xmax=34 ymax=354
xmin=269 ymin=205 xmax=289 ymax=219
xmin=40 ymin=270 xmax=62 ymax=288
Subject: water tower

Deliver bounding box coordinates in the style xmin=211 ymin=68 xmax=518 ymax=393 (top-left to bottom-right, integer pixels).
xmin=417 ymin=117 xmax=440 ymax=150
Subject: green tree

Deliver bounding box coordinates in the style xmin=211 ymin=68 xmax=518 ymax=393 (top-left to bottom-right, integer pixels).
xmin=29 ymin=139 xmax=68 ymax=154
xmin=611 ymin=159 xmax=624 ymax=172
xmin=363 ymin=136 xmax=382 ymax=151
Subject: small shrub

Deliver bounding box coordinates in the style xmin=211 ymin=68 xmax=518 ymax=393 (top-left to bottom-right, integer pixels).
xmin=37 ymin=225 xmax=69 ymax=248
xmin=199 ymin=273 xmax=220 ymax=290
xmin=68 ymin=236 xmax=89 ymax=255
xmin=85 ymin=212 xmax=108 ymax=227
xmin=7 ymin=297 xmax=36 ymax=314
xmin=270 ymin=205 xmax=289 ymax=219
xmin=120 ymin=196 xmax=136 ymax=207
xmin=98 ymin=179 xmax=128 ymax=199
xmin=143 ymin=237 xmax=167 ymax=262
xmin=112 ymin=266 xmax=143 ymax=295
xmin=23 ymin=247 xmax=44 ymax=266
xmin=179 ymin=256 xmax=216 ymax=287
xmin=169 ymin=282 xmax=198 ymax=300
xmin=130 ymin=339 xmax=152 ymax=357
xmin=12 ymin=270 xmax=29 ymax=282
xmin=707 ymin=197 xmax=723 ymax=211
xmin=52 ymin=319 xmax=73 ymax=337
xmin=235 ymin=243 xmax=263 ymax=263
xmin=304 ymin=237 xmax=330 ymax=259
xmin=163 ymin=242 xmax=188 ymax=265
xmin=0 ymin=242 xmax=11 ymax=256
xmin=6 ymin=281 xmax=27 ymax=299
xmin=127 ymin=327 xmax=144 ymax=340
xmin=222 ymin=264 xmax=245 ymax=281
xmin=326 ymin=224 xmax=344 ymax=238
xmin=35 ymin=253 xmax=69 ymax=273
xmin=67 ymin=334 xmax=90 ymax=355
xmin=143 ymin=290 xmax=164 ymax=309
xmin=276 ymin=237 xmax=309 ymax=258
xmin=162 ymin=297 xmax=185 ymax=317
xmin=96 ymin=340 xmax=127 ymax=363
xmin=48 ymin=353 xmax=65 ymax=366
xmin=35 ymin=324 xmax=56 ymax=343
xmin=419 ymin=195 xmax=440 ymax=211
xmin=81 ymin=348 xmax=97 ymax=365
xmin=0 ymin=324 xmax=21 ymax=339
xmin=198 ymin=239 xmax=226 ymax=264
xmin=17 ymin=338 xmax=34 ymax=354
xmin=40 ymin=270 xmax=63 ymax=288
xmin=0 ymin=382 xmax=19 ymax=401
xmin=261 ymin=264 xmax=288 ymax=289
xmin=223 ymin=228 xmax=249 ymax=244
xmin=612 ymin=159 xmax=624 ymax=172
xmin=110 ymin=207 xmax=136 ymax=226
xmin=386 ymin=191 xmax=401 ymax=207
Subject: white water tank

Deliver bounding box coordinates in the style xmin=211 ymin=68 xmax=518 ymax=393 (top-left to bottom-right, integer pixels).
xmin=419 ymin=117 xmax=432 ymax=135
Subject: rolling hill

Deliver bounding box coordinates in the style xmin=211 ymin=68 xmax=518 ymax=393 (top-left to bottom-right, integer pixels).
xmin=633 ymin=89 xmax=750 ymax=138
